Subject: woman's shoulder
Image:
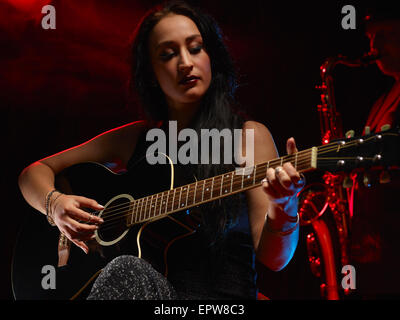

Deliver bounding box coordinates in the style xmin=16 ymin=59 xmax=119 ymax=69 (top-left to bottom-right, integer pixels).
xmin=242 ymin=120 xmax=273 ymax=139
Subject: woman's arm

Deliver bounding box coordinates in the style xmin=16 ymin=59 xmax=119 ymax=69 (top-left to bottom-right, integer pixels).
xmin=243 ymin=121 xmax=303 ymax=271
xmin=18 ymin=120 xmax=147 ymax=252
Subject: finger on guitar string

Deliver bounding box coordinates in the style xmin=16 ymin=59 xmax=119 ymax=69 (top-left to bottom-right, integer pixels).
xmin=69 ymin=206 xmax=104 ymax=225
xmin=75 ymin=195 xmax=105 ymax=211
xmin=265 ymin=167 xmax=295 ymax=198
xmin=61 ymin=225 xmax=93 ymax=254
xmin=282 ymin=162 xmax=301 ymax=187
xmin=65 ymin=216 xmax=99 ymax=235
xmin=73 ymin=196 xmax=105 ymax=224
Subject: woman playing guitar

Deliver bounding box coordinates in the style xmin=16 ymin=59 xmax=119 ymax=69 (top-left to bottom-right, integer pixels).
xmin=17 ymin=1 xmax=304 ymax=300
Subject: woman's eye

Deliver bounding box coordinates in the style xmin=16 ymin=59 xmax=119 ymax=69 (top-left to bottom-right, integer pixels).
xmin=160 ymin=51 xmax=175 ymax=60
xmin=190 ymin=46 xmax=202 ymax=54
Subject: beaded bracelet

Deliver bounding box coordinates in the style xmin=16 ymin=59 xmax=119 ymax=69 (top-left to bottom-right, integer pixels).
xmin=45 ymin=189 xmax=59 ymax=226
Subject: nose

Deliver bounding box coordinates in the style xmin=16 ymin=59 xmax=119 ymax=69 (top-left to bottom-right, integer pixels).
xmin=178 ymin=48 xmax=193 ymax=73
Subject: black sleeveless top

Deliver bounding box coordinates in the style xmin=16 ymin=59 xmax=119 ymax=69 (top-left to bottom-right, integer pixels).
xmin=126 ymin=122 xmax=257 ymax=299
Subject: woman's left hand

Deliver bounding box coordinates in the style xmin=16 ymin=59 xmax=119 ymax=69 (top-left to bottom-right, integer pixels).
xmin=261 ymin=137 xmax=305 ymax=208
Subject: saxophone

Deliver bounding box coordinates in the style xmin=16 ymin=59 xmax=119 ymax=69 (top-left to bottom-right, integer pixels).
xmin=299 ymin=52 xmax=378 ymax=299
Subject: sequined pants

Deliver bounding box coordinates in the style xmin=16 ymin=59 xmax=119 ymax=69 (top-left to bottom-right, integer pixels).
xmin=87 ymin=255 xmax=178 ymax=300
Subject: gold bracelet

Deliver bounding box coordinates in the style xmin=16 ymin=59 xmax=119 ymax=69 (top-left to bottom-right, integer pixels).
xmin=265 ymin=213 xmax=299 ymax=236
xmin=45 ymin=189 xmax=59 ymax=226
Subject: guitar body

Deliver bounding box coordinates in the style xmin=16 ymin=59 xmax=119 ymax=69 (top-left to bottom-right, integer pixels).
xmin=12 ymin=159 xmax=200 ymax=300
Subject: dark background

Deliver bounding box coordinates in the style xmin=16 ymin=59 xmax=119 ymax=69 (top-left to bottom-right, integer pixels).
xmin=0 ymin=0 xmax=392 ymax=300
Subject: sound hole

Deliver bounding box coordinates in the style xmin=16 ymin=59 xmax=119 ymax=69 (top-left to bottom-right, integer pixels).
xmin=97 ymin=197 xmax=130 ymax=243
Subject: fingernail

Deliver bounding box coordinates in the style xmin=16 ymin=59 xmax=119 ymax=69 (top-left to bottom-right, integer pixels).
xmin=98 ymin=204 xmax=105 ymax=209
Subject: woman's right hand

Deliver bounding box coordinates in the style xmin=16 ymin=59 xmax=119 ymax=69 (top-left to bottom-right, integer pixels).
xmin=50 ymin=193 xmax=104 ymax=254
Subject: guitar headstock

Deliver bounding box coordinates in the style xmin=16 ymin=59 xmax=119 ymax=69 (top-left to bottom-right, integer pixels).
xmin=316 ymin=128 xmax=400 ymax=173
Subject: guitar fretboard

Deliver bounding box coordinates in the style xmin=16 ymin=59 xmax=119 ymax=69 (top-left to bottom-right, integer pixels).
xmin=126 ymin=147 xmax=317 ymax=226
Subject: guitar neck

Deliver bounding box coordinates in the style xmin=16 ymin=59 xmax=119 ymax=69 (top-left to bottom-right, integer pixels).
xmin=127 ymin=147 xmax=317 ymax=226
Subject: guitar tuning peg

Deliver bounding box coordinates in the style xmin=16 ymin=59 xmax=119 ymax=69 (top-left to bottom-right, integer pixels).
xmin=380 ymin=124 xmax=391 ymax=132
xmin=343 ymin=175 xmax=353 ymax=188
xmin=379 ymin=170 xmax=391 ymax=184
xmin=364 ymin=126 xmax=371 ymax=135
xmin=345 ymin=130 xmax=355 ymax=138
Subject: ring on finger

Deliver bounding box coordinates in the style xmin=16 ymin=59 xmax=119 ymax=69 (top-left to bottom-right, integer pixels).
xmin=275 ymin=166 xmax=284 ymax=175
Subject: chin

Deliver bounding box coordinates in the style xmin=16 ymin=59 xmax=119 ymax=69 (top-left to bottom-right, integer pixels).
xmin=180 ymin=89 xmax=207 ymax=103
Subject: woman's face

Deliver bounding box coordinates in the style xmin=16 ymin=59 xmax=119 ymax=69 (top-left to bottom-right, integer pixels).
xmin=366 ymin=21 xmax=400 ymax=77
xmin=148 ymin=14 xmax=212 ymax=110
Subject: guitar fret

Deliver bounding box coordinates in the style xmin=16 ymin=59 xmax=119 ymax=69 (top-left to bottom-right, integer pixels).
xmin=210 ymin=177 xmax=215 ymax=198
xmin=145 ymin=197 xmax=150 ymax=220
xmin=141 ymin=198 xmax=145 ymax=220
xmin=204 ymin=179 xmax=212 ymax=200
xmin=136 ymin=198 xmax=140 ymax=222
xmin=295 ymin=152 xmax=298 ymax=170
xmin=220 ymin=174 xmax=223 ymax=196
xmin=148 ymin=196 xmax=153 ymax=219
xmin=230 ymin=171 xmax=234 ymax=193
xmin=223 ymin=173 xmax=231 ymax=195
xmin=185 ymin=184 xmax=191 ymax=206
xmin=133 ymin=201 xmax=137 ymax=224
xmin=154 ymin=194 xmax=159 ymax=218
xmin=193 ymin=181 xmax=197 ymax=204
xmin=165 ymin=190 xmax=170 ymax=214
xmin=129 ymin=201 xmax=134 ymax=225
xmin=172 ymin=188 xmax=176 ymax=211
xmin=180 ymin=186 xmax=185 ymax=208
xmin=201 ymin=180 xmax=205 ymax=202
xmin=149 ymin=195 xmax=154 ymax=218
xmin=241 ymin=169 xmax=245 ymax=189
xmin=159 ymin=192 xmax=163 ymax=216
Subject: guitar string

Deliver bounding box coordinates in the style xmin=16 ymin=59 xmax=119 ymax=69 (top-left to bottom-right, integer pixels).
xmin=84 ymin=150 xmax=315 ymax=219
xmin=89 ymin=132 xmax=394 ymax=222
xmin=97 ymin=136 xmax=371 ymax=222
xmin=96 ymin=159 xmax=369 ymax=233
xmin=81 ymin=136 xmax=370 ymax=220
xmin=97 ymin=153 xmax=374 ymax=231
xmin=85 ymin=134 xmax=388 ymax=228
xmin=94 ymin=150 xmax=372 ymax=227
xmin=95 ymin=156 xmax=313 ymax=224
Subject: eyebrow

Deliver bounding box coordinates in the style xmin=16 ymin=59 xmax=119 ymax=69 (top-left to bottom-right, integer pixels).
xmin=155 ymin=34 xmax=202 ymax=50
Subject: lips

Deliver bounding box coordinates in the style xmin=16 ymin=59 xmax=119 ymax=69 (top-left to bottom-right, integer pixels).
xmin=179 ymin=75 xmax=200 ymax=85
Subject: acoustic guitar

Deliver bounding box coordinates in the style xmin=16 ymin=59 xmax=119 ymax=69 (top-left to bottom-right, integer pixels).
xmin=11 ymin=129 xmax=400 ymax=300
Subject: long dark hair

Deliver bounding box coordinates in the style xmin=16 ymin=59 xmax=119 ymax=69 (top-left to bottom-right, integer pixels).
xmin=128 ymin=0 xmax=248 ymax=243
